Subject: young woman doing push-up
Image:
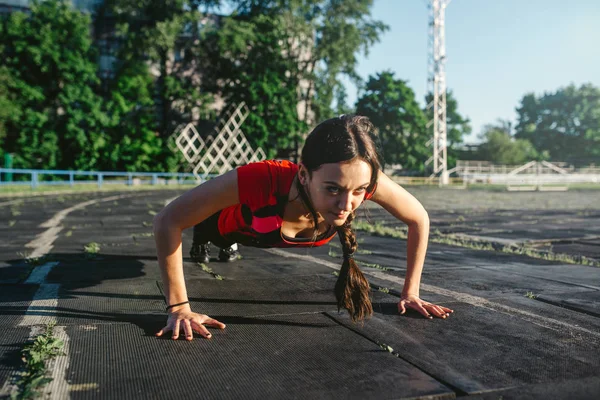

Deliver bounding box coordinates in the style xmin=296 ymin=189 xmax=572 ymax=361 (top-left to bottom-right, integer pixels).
xmin=153 ymin=115 xmax=453 ymax=341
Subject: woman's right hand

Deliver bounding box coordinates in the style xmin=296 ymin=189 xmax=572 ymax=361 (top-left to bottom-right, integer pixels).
xmin=156 ymin=306 xmax=226 ymax=341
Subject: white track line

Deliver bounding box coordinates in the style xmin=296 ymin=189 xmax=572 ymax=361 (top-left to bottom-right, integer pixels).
xmin=24 ymin=193 xmax=135 ymax=259
xmin=264 ymin=248 xmax=600 ymax=339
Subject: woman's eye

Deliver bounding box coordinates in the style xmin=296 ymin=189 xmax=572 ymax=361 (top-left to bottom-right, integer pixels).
xmin=327 ymin=186 xmax=340 ymax=194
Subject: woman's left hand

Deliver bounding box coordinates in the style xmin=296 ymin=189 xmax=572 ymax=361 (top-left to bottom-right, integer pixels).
xmin=398 ymin=294 xmax=454 ymax=319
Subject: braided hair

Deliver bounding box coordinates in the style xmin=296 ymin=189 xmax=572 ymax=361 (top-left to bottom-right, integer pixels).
xmin=298 ymin=115 xmax=381 ymax=323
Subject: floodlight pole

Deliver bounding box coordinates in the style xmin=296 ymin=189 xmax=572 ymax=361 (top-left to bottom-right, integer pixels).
xmin=425 ymin=0 xmax=450 ymax=185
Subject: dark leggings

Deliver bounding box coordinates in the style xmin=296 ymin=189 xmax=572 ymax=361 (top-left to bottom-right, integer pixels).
xmin=192 ymin=211 xmax=234 ymax=249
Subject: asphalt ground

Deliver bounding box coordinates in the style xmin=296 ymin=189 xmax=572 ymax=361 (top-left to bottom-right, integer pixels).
xmin=0 ymin=188 xmax=599 ymax=399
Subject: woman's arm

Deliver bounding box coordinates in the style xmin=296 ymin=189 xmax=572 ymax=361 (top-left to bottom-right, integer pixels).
xmin=153 ymin=169 xmax=240 ymax=339
xmin=368 ymin=170 xmax=452 ymax=319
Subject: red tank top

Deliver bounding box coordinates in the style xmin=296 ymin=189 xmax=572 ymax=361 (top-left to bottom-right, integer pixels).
xmin=217 ymin=160 xmax=375 ymax=248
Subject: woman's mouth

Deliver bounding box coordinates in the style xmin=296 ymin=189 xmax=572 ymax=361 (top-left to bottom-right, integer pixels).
xmin=331 ymin=212 xmax=347 ymax=219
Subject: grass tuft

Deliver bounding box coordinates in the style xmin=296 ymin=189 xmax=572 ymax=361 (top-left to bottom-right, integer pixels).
xmin=198 ymin=263 xmax=224 ymax=280
xmin=11 ymin=321 xmax=65 ymax=400
xmin=83 ymin=242 xmax=100 ymax=254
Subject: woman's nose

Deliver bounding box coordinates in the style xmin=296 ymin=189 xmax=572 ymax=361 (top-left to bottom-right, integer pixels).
xmin=338 ymin=193 xmax=353 ymax=211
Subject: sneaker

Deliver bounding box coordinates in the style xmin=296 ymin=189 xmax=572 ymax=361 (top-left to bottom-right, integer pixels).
xmin=190 ymin=243 xmax=210 ymax=264
xmin=218 ymin=245 xmax=240 ymax=262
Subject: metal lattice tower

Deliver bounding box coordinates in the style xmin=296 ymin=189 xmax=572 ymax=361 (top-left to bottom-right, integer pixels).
xmin=425 ymin=0 xmax=451 ymax=184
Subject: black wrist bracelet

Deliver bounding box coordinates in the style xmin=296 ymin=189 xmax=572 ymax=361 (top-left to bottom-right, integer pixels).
xmin=166 ymin=301 xmax=189 ymax=311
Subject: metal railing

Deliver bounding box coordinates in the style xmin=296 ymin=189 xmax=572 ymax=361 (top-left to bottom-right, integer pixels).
xmin=0 ymin=168 xmax=215 ymax=189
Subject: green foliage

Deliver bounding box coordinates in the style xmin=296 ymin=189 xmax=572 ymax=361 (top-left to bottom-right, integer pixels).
xmin=356 ymin=71 xmax=429 ymax=171
xmin=103 ymin=62 xmax=179 ymax=171
xmin=199 ymin=13 xmax=307 ymax=158
xmin=477 ymin=121 xmax=543 ymax=164
xmin=1 ymin=0 xmax=386 ymax=171
xmin=1 ymin=0 xmax=110 ymax=171
xmin=424 ymin=90 xmax=472 ymax=168
xmin=514 ymin=83 xmax=600 ymax=164
xmin=11 ymin=322 xmax=65 ymax=400
xmin=102 ymin=0 xmax=215 ymax=138
xmin=83 ymin=242 xmax=100 ymax=254
xmin=202 ymin=0 xmax=387 ymax=158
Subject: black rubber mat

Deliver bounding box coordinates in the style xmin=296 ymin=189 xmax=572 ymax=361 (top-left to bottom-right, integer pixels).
xmin=183 ymin=246 xmax=334 ymax=280
xmin=0 ymin=264 xmax=31 ymax=284
xmin=45 ymin=256 xmax=151 ymax=284
xmin=0 ymin=284 xmax=39 ymax=326
xmin=326 ymin=302 xmax=600 ymax=395
xmin=0 ymin=326 xmax=31 ymax=389
xmin=536 ymin=290 xmax=600 ymax=318
xmin=418 ymin=262 xmax=599 ymax=299
xmin=54 ymin=280 xmax=165 ymax=325
xmin=158 ymin=274 xmax=399 ymax=318
xmin=465 ymin=376 xmax=600 ymax=400
xmin=64 ymin=313 xmax=454 ymax=399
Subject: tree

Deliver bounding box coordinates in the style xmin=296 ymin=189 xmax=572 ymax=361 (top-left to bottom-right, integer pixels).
xmin=1 ymin=0 xmax=110 ymax=170
xmin=100 ymin=0 xmax=215 ymax=138
xmin=477 ymin=120 xmax=543 ymax=165
xmin=103 ymin=62 xmax=182 ymax=172
xmin=514 ymin=83 xmax=600 ymax=165
xmin=355 ymin=71 xmax=428 ymax=172
xmin=199 ymin=13 xmax=307 ymax=158
xmin=204 ymin=0 xmax=388 ymax=158
xmin=424 ymin=90 xmax=471 ymax=168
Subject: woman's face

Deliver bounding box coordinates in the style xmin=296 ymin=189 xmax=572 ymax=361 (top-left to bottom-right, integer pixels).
xmin=301 ymin=158 xmax=373 ymax=227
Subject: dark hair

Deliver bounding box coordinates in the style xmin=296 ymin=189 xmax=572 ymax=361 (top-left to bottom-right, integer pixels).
xmin=297 ymin=114 xmax=381 ymax=323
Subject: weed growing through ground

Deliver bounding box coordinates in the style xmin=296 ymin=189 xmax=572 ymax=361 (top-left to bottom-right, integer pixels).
xmin=332 ymin=271 xmax=339 ymax=277
xmin=148 ymin=210 xmax=157 ymax=216
xmin=356 ymin=248 xmax=372 ymax=255
xmin=525 ymin=291 xmax=537 ymax=299
xmin=502 ymin=245 xmax=600 ymax=267
xmin=9 ymin=220 xmax=16 ymax=227
xmin=11 ymin=321 xmax=65 ymax=400
xmin=142 ymin=221 xmax=153 ymax=227
xmin=16 ymin=253 xmax=49 ymax=267
xmin=64 ymin=230 xmax=72 ymax=238
xmin=432 ymin=235 xmax=495 ymax=251
xmin=83 ymin=242 xmax=100 ymax=254
xmin=328 ymin=248 xmax=338 ymax=258
xmin=132 ymin=232 xmax=153 ymax=241
xmin=354 ymin=220 xmax=408 ymax=239
xmin=379 ymin=343 xmax=394 ymax=353
xmin=11 ymin=209 xmax=21 ymax=217
xmin=359 ymin=262 xmax=391 ymax=271
xmin=377 ymin=287 xmax=390 ymax=294
xmin=198 ymin=263 xmax=224 ymax=280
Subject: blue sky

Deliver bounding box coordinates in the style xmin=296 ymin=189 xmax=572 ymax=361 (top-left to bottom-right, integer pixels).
xmin=345 ymin=0 xmax=600 ymax=143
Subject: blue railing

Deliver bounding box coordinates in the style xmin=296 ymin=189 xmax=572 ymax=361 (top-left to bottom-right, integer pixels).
xmin=0 ymin=168 xmax=215 ymax=189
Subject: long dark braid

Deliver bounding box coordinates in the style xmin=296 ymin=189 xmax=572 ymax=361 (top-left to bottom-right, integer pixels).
xmin=298 ymin=114 xmax=380 ymax=324
xmin=334 ymin=212 xmax=373 ymax=323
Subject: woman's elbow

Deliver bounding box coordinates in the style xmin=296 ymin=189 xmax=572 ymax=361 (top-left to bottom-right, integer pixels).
xmin=407 ymin=209 xmax=429 ymax=229
xmin=153 ymin=210 xmax=171 ymax=234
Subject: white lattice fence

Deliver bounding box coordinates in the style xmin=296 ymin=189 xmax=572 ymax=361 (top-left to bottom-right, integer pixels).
xmin=169 ymin=102 xmax=267 ymax=178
